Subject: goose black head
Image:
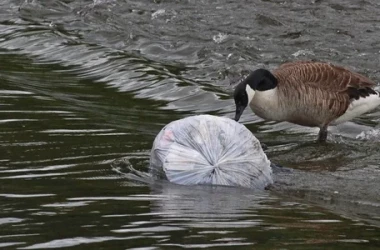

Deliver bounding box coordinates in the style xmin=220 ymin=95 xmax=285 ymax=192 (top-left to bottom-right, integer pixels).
xmin=233 ymin=69 xmax=278 ymax=121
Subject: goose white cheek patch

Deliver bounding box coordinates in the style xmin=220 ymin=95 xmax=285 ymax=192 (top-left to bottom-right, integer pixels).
xmin=246 ymin=85 xmax=256 ymax=103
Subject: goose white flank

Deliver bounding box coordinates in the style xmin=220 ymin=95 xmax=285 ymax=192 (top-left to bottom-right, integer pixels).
xmin=233 ymin=61 xmax=380 ymax=142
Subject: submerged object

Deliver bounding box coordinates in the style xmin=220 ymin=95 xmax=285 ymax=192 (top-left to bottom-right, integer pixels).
xmin=149 ymin=115 xmax=273 ymax=189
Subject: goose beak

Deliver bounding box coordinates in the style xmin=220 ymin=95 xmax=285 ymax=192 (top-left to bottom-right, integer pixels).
xmin=234 ymin=105 xmax=246 ymax=121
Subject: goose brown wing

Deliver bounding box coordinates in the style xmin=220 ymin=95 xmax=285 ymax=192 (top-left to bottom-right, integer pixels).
xmin=273 ymin=62 xmax=377 ymax=122
xmin=274 ymin=61 xmax=376 ymax=94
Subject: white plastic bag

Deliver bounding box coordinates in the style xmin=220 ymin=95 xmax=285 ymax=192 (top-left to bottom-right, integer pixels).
xmin=149 ymin=115 xmax=273 ymax=189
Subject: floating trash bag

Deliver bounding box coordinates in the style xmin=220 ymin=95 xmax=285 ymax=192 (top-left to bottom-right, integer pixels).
xmin=149 ymin=115 xmax=273 ymax=189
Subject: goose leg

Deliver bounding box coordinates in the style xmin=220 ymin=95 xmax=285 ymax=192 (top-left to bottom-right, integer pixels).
xmin=317 ymin=126 xmax=328 ymax=142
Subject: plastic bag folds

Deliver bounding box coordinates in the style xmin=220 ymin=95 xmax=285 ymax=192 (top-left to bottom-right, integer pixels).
xmin=149 ymin=115 xmax=273 ymax=189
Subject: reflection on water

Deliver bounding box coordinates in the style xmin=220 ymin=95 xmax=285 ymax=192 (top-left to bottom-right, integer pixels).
xmin=1 ymin=0 xmax=380 ymax=248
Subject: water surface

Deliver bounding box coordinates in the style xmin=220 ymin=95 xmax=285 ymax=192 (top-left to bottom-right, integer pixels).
xmin=1 ymin=0 xmax=380 ymax=249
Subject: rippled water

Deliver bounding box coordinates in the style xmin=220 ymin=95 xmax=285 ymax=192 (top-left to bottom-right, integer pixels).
xmin=1 ymin=0 xmax=380 ymax=249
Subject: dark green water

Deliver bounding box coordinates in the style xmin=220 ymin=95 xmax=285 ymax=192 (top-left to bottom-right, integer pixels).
xmin=1 ymin=0 xmax=380 ymax=249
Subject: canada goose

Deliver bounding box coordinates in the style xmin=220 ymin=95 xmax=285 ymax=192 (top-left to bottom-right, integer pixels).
xmin=233 ymin=61 xmax=380 ymax=142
